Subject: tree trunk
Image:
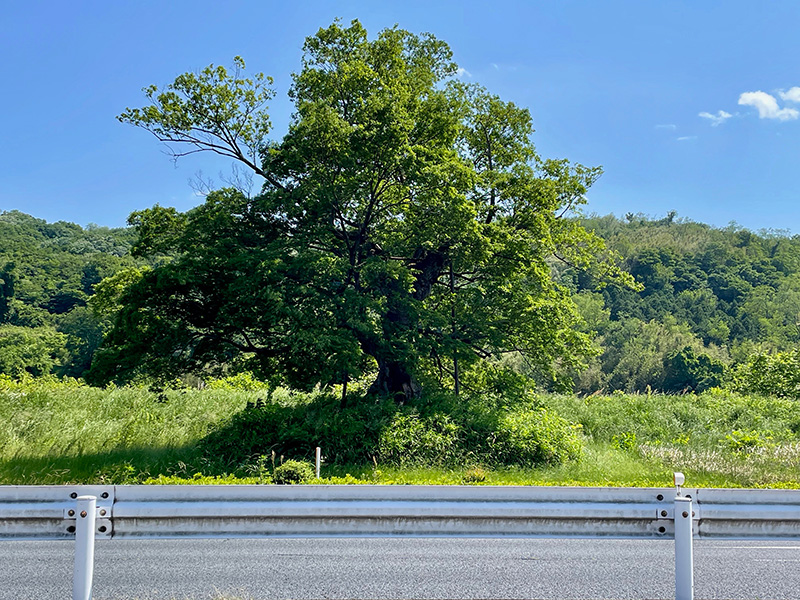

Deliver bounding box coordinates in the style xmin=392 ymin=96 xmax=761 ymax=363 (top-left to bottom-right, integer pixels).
xmin=368 ymin=356 xmax=421 ymax=403
xmin=361 ymin=247 xmax=447 ymax=402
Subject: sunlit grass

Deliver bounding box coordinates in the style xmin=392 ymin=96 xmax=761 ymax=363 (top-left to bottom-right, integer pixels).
xmin=0 ymin=378 xmax=255 ymax=484
xmin=3 ymin=377 xmax=800 ymax=488
xmin=539 ymin=390 xmax=800 ymax=488
xmin=318 ymin=443 xmax=792 ymax=488
xmin=639 ymin=441 xmax=800 ymax=488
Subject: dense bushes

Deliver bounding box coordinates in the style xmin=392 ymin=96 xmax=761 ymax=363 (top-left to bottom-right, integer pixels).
xmin=728 ymin=350 xmax=800 ymax=398
xmin=494 ymin=408 xmax=583 ymax=464
xmin=201 ymin=389 xmax=398 ymax=465
xmin=378 ymin=411 xmax=461 ymax=466
xmin=201 ymin=389 xmax=584 ymax=469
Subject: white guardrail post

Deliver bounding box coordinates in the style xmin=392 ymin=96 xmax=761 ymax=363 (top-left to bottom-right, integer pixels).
xmin=673 ymin=473 xmax=694 ymax=600
xmin=72 ymin=495 xmax=97 ymax=600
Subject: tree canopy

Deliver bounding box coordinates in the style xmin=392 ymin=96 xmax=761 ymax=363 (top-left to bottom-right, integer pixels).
xmin=92 ymin=20 xmax=629 ymax=398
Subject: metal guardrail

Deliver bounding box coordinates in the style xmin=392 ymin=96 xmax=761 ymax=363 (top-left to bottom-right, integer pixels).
xmin=3 ymin=482 xmax=800 ymax=600
xmin=2 ymin=483 xmax=800 ymax=540
xmin=0 ymin=485 xmax=113 ymax=540
xmin=693 ymin=487 xmax=800 ymax=537
xmin=113 ymin=484 xmax=680 ymax=538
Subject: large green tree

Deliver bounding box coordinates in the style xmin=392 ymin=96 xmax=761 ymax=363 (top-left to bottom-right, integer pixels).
xmin=93 ymin=20 xmax=627 ymax=398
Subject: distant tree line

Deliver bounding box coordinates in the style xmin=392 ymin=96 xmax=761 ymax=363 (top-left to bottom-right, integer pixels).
xmin=0 ymin=210 xmax=138 ymax=378
xmin=557 ymin=212 xmax=800 ymax=395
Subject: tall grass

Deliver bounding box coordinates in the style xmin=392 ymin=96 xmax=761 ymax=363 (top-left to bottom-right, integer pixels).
xmin=541 ymin=389 xmax=800 ymax=487
xmin=0 ymin=377 xmax=256 ymax=483
xmin=3 ymin=376 xmax=800 ymax=487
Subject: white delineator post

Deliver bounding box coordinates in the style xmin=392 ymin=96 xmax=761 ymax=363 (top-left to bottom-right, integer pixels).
xmin=73 ymin=495 xmax=97 ymax=600
xmin=673 ymin=473 xmax=694 ymax=600
xmin=316 ymin=446 xmax=322 ymax=479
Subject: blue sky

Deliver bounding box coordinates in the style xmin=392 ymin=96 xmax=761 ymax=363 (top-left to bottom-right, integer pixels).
xmin=2 ymin=1 xmax=798 ymax=231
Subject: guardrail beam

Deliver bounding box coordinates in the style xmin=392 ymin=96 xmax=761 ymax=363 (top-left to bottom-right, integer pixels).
xmin=1 ymin=484 xmax=799 ymax=541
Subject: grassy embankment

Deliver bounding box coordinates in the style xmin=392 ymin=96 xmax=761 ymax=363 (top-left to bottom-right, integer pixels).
xmin=2 ymin=376 xmax=799 ymax=488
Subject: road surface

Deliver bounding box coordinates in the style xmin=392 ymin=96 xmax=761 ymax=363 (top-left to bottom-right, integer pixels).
xmin=4 ymin=537 xmax=800 ymax=599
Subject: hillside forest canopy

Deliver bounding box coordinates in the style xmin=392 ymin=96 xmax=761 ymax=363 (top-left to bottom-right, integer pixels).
xmin=3 ymin=21 xmax=800 ymax=401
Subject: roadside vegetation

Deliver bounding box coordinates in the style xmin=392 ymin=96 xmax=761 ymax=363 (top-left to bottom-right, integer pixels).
xmin=3 ymin=376 xmax=799 ymax=489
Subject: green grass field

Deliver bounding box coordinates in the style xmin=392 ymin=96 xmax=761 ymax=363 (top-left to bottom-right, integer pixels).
xmin=2 ymin=376 xmax=799 ymax=488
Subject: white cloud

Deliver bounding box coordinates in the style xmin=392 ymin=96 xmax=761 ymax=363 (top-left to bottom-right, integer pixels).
xmin=456 ymin=67 xmax=472 ymax=78
xmin=488 ymin=63 xmax=518 ymax=72
xmin=677 ymin=136 xmax=697 ymax=141
xmin=656 ymin=124 xmax=677 ymax=130
xmin=779 ymin=87 xmax=800 ymax=103
xmin=698 ymin=110 xmax=733 ymax=126
xmin=738 ymin=91 xmax=799 ymax=121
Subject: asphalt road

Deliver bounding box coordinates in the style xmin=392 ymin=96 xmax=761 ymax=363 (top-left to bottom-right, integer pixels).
xmin=3 ymin=537 xmax=800 ymax=599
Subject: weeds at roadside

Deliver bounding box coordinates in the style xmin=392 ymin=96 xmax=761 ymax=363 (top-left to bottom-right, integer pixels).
xmin=3 ymin=377 xmax=800 ymax=488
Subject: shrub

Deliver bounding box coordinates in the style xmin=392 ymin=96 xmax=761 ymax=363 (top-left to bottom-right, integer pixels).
xmin=378 ymin=410 xmax=461 ymax=466
xmin=728 ymin=351 xmax=800 ymax=398
xmin=663 ymin=346 xmax=725 ymax=393
xmin=273 ymin=459 xmax=314 ymax=484
xmin=611 ymin=431 xmax=637 ymax=451
xmin=205 ymin=372 xmax=269 ymax=391
xmin=462 ymin=466 xmax=488 ymax=484
xmin=724 ymin=429 xmax=774 ymax=452
xmin=492 ymin=407 xmax=583 ymax=466
xmin=0 ymin=325 xmax=68 ymax=377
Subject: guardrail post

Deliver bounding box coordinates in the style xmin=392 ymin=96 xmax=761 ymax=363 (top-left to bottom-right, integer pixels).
xmin=674 ymin=494 xmax=694 ymax=600
xmin=73 ymin=495 xmax=96 ymax=600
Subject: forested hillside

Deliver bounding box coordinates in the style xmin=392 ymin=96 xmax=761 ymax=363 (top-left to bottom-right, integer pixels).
xmin=0 ymin=210 xmax=137 ymax=377
xmin=3 ymin=208 xmax=800 ymax=394
xmin=562 ymin=213 xmax=800 ymax=394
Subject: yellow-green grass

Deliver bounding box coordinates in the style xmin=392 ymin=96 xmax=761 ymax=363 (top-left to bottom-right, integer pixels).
xmin=539 ymin=390 xmax=800 ymax=488
xmin=0 ymin=378 xmax=254 ymax=484
xmin=3 ymin=377 xmax=800 ymax=488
